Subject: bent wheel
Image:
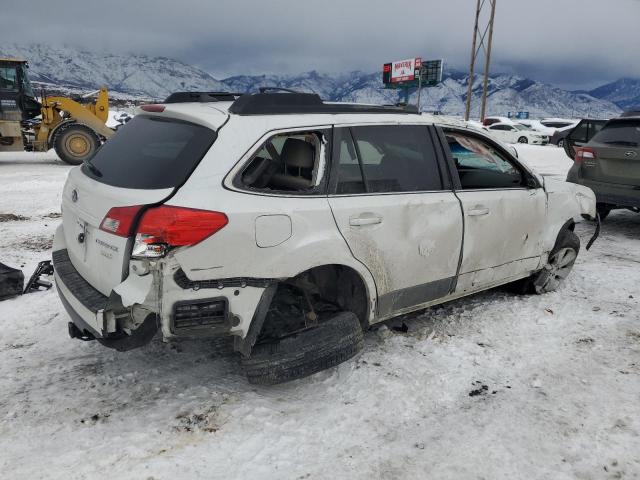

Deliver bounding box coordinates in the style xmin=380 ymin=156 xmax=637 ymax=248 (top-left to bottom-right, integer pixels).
xmin=532 ymin=229 xmax=580 ymax=294
xmin=53 ymin=124 xmax=101 ymax=165
xmin=241 ymin=311 xmax=363 ymax=385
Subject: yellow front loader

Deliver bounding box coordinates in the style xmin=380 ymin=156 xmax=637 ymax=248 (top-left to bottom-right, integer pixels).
xmin=0 ymin=58 xmax=113 ymax=165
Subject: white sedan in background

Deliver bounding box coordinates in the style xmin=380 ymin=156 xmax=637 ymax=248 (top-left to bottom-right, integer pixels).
xmin=485 ymin=122 xmax=549 ymax=145
xmin=517 ymin=119 xmax=578 ymax=137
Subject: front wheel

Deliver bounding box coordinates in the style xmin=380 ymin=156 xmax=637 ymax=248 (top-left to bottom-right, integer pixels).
xmin=531 ymin=229 xmax=580 ymax=294
xmin=518 ymin=136 xmax=529 ymax=144
xmin=53 ymin=123 xmax=101 ymax=165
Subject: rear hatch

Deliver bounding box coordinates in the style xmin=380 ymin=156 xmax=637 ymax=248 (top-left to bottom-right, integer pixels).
xmin=584 ymin=119 xmax=640 ymax=187
xmin=61 ymin=113 xmax=219 ymax=296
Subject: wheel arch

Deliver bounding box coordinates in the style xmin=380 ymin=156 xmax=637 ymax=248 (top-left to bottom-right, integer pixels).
xmin=234 ymin=262 xmax=375 ymax=358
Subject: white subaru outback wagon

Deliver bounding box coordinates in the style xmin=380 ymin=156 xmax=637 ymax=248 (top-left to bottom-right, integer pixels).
xmin=53 ymin=90 xmax=598 ymax=384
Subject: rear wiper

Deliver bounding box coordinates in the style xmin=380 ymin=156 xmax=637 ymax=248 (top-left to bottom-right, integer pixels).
xmin=84 ymin=161 xmax=103 ymax=177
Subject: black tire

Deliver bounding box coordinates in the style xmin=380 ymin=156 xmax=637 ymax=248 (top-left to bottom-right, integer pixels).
xmin=241 ymin=311 xmax=364 ymax=385
xmin=53 ymin=123 xmax=101 ymax=165
xmin=518 ymin=136 xmax=528 ymax=144
xmin=530 ymin=229 xmax=580 ymax=294
xmin=596 ymin=203 xmax=612 ymax=221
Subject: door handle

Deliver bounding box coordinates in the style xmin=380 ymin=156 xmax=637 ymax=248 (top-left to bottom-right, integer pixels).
xmin=349 ymin=214 xmax=383 ymax=226
xmin=467 ymin=207 xmax=490 ymax=217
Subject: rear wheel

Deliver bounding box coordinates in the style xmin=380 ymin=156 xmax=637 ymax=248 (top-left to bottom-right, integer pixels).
xmin=53 ymin=123 xmax=101 ymax=165
xmin=518 ymin=136 xmax=529 ymax=144
xmin=241 ymin=311 xmax=364 ymax=385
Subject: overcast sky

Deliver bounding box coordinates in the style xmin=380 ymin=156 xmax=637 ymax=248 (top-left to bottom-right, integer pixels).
xmin=2 ymin=0 xmax=639 ymax=89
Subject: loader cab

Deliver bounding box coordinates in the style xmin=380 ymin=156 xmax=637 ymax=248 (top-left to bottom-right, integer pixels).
xmin=0 ymin=58 xmax=41 ymax=121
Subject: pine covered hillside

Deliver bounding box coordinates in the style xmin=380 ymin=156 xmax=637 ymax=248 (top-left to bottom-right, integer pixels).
xmin=1 ymin=44 xmax=625 ymax=118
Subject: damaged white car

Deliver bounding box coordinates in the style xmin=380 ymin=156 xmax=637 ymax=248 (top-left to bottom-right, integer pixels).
xmin=53 ymin=91 xmax=599 ymax=384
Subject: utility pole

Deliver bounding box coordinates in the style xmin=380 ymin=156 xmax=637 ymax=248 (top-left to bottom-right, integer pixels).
xmin=464 ymin=0 xmax=497 ymax=122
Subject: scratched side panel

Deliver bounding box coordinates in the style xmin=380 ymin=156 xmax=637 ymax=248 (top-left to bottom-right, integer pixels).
xmin=328 ymin=192 xmax=463 ymax=312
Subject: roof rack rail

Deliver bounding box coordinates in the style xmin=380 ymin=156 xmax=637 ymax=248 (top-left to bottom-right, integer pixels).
xmin=164 ymin=91 xmax=244 ymax=104
xmin=228 ymin=92 xmax=419 ymax=116
xmin=258 ymin=87 xmax=301 ymax=94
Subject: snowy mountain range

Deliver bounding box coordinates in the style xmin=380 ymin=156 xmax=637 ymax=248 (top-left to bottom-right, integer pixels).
xmin=588 ymin=78 xmax=640 ymax=112
xmin=1 ymin=44 xmax=634 ymax=118
xmin=0 ymin=44 xmax=226 ymax=100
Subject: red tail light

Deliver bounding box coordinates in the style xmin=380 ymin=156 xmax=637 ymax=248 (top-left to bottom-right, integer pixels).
xmin=575 ymin=147 xmax=597 ymax=163
xmin=136 ymin=206 xmax=228 ymax=247
xmin=100 ymin=205 xmax=228 ymax=259
xmin=100 ymin=205 xmax=144 ymax=237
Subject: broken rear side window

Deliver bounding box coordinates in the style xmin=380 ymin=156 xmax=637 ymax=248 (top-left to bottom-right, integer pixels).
xmin=239 ymin=130 xmax=328 ymax=194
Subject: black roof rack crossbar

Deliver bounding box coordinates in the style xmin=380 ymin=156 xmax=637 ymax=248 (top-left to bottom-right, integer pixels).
xmin=164 ymin=91 xmax=244 ymax=104
xmin=228 ymin=92 xmax=418 ymax=115
xmin=258 ymin=87 xmax=301 ymax=94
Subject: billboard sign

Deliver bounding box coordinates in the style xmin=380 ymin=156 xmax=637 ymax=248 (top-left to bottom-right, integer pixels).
xmin=420 ymin=59 xmax=444 ymax=87
xmin=383 ymin=58 xmax=443 ymax=89
xmin=383 ymin=57 xmax=422 ymax=87
xmin=508 ymin=111 xmax=530 ymax=119
xmin=392 ymin=57 xmax=421 ymax=83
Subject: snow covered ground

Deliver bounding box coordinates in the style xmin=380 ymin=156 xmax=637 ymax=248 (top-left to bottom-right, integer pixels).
xmin=1 ymin=146 xmax=639 ymax=479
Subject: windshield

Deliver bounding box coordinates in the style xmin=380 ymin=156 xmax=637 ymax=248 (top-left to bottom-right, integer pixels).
xmin=18 ymin=64 xmax=35 ymax=97
xmin=0 ymin=66 xmax=19 ymax=91
xmin=591 ymin=120 xmax=640 ymax=147
xmin=514 ymin=125 xmax=529 ymax=131
xmin=82 ymin=115 xmax=217 ymax=189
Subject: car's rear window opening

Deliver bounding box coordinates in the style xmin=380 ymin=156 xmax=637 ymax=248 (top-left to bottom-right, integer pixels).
xmin=592 ymin=120 xmax=640 ymax=147
xmin=82 ymin=115 xmax=217 ymax=189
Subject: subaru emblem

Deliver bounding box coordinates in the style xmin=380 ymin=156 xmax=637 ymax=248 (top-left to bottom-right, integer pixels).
xmin=71 ymin=189 xmax=78 ymax=203
xmin=624 ymin=151 xmax=637 ymax=158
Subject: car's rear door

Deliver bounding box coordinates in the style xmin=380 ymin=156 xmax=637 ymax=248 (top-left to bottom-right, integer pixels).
xmin=441 ymin=128 xmax=546 ymax=293
xmin=327 ymin=124 xmax=463 ymax=319
xmin=586 ymin=119 xmax=640 ymax=187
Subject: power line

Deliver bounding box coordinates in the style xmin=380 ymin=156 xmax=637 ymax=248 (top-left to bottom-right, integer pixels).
xmin=464 ymin=0 xmax=497 ymax=121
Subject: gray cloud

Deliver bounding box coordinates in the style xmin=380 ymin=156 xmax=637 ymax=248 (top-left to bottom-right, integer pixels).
xmin=1 ymin=0 xmax=639 ymax=88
